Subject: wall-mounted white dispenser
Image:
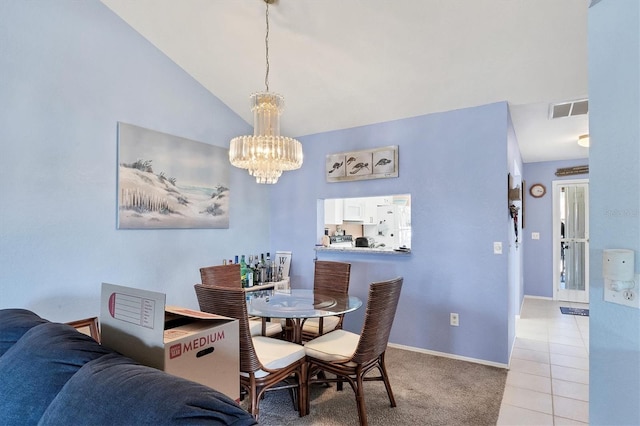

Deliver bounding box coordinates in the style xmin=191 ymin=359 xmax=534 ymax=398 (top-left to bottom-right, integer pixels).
xmin=603 ymin=249 xmax=640 ymax=309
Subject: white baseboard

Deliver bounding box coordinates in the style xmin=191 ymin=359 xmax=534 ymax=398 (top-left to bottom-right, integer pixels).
xmin=524 ymin=295 xmax=553 ymax=300
xmin=388 ymin=295 xmax=554 ymax=371
xmin=387 ymin=342 xmax=508 ymax=369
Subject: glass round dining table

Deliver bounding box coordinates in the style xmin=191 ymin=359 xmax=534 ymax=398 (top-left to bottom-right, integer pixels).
xmin=246 ymin=289 xmax=362 ymax=344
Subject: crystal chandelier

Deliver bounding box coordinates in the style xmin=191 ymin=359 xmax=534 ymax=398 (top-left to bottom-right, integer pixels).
xmin=229 ymin=0 xmax=303 ymax=184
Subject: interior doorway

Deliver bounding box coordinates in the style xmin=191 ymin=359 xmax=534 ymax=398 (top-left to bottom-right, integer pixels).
xmin=552 ymin=179 xmax=589 ymax=303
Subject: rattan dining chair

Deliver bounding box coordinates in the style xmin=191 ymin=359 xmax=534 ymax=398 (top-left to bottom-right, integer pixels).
xmin=200 ymin=263 xmax=241 ymax=288
xmin=193 ymin=284 xmax=307 ymax=420
xmin=199 ymin=264 xmax=283 ymax=338
xmin=300 ymin=260 xmax=351 ymax=341
xmin=304 ymin=277 xmax=403 ymax=426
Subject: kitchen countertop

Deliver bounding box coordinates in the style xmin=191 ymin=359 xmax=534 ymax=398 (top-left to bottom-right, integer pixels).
xmin=315 ymin=246 xmax=411 ymax=255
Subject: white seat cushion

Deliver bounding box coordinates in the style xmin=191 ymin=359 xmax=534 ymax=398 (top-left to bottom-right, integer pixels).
xmin=249 ymin=319 xmax=282 ymax=337
xmin=304 ymin=329 xmax=360 ymax=363
xmin=301 ymin=315 xmax=340 ymax=334
xmin=242 ymin=336 xmax=305 ymax=378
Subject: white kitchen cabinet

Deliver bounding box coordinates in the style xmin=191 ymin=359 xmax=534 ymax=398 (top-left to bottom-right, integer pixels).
xmin=363 ymin=197 xmax=383 ymax=225
xmin=343 ymin=198 xmax=365 ymax=221
xmin=324 ymin=199 xmax=344 ymax=225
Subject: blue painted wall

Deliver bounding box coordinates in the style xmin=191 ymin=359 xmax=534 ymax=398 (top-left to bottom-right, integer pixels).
xmin=1 ymin=0 xmax=525 ymax=366
xmin=0 ymin=1 xmax=270 ymax=320
xmin=270 ymin=103 xmax=517 ymax=364
xmin=3 ymin=0 xmax=637 ymax=416
xmin=588 ymin=1 xmax=640 ymax=424
xmin=523 ymin=159 xmax=589 ymax=298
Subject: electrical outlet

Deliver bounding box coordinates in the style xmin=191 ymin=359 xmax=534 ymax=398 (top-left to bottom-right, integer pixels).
xmin=450 ymin=313 xmax=459 ymax=326
xmin=493 ymin=242 xmax=502 ymax=254
xmin=604 ymin=274 xmax=640 ymax=309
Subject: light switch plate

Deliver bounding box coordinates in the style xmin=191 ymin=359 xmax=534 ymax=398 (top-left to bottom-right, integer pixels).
xmin=532 ymin=232 xmax=540 ymax=240
xmin=493 ymin=242 xmax=502 ymax=254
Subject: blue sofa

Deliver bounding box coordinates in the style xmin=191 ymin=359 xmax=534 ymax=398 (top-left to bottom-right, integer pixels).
xmin=0 ymin=309 xmax=257 ymax=426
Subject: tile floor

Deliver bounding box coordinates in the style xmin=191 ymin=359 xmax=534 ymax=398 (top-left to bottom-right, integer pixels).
xmin=497 ymin=297 xmax=590 ymax=425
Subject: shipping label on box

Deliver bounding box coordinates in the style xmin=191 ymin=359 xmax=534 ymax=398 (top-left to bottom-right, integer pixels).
xmin=100 ymin=283 xmax=239 ymax=400
xmin=100 ymin=283 xmax=166 ymax=369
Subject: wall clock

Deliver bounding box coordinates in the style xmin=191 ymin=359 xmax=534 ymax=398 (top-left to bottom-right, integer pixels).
xmin=529 ymin=183 xmax=546 ymax=198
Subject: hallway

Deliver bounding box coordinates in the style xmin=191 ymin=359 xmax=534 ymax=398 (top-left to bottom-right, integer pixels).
xmin=497 ymin=297 xmax=589 ymax=425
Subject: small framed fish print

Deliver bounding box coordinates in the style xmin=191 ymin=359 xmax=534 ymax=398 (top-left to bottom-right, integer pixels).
xmin=326 ymin=154 xmax=346 ymax=178
xmin=346 ymin=152 xmax=372 ymax=176
xmin=326 ymin=145 xmax=398 ymax=182
xmin=372 ymin=148 xmax=395 ymax=174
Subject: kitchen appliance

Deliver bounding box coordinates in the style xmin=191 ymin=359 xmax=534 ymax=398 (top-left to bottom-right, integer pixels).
xmin=329 ymin=235 xmax=353 ymax=247
xmin=355 ymin=237 xmax=374 ymax=248
xmin=364 ymin=204 xmax=411 ymax=249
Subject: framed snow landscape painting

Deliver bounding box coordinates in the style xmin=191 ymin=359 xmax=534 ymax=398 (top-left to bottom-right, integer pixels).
xmin=117 ymin=122 xmax=229 ymax=229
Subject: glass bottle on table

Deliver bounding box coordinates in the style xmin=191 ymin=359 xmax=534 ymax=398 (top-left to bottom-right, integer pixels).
xmin=253 ymin=255 xmax=260 ymax=286
xmin=247 ymin=255 xmax=254 ymax=288
xmin=259 ymin=253 xmax=267 ymax=284
xmin=245 ymin=256 xmax=254 ymax=288
xmin=240 ymin=255 xmax=249 ymax=288
xmin=266 ymin=252 xmax=272 ymax=282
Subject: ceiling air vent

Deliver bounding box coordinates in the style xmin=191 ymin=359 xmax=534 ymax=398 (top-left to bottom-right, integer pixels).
xmin=549 ymin=99 xmax=589 ymax=119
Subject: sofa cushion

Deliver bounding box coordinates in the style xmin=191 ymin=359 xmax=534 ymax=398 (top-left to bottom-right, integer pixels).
xmin=39 ymin=353 xmax=257 ymax=425
xmin=0 ymin=322 xmax=112 ymax=425
xmin=0 ymin=308 xmax=49 ymax=356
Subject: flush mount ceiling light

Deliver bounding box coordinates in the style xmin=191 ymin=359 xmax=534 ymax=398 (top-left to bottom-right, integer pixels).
xmin=578 ymin=134 xmax=590 ymax=147
xmin=228 ymin=0 xmax=303 ymax=184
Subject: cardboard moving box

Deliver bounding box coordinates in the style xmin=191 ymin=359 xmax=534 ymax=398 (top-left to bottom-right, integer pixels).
xmin=100 ymin=283 xmax=239 ymax=400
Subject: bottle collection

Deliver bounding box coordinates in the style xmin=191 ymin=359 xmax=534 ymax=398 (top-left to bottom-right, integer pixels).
xmin=224 ymin=252 xmax=283 ymax=288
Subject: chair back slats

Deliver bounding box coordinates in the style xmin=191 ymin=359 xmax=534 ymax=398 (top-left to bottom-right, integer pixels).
xmin=193 ymin=284 xmax=262 ymax=373
xmin=200 ymin=264 xmax=241 ymax=288
xmin=313 ymin=261 xmax=351 ymax=294
xmin=300 ymin=261 xmax=352 ymax=340
xmin=352 ymin=277 xmax=403 ymax=365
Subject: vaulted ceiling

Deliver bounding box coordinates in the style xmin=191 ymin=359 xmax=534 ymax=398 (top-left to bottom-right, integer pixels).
xmin=101 ymin=0 xmax=590 ymax=163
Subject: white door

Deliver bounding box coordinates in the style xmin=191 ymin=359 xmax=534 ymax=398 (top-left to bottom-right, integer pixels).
xmin=553 ymin=179 xmax=589 ymax=303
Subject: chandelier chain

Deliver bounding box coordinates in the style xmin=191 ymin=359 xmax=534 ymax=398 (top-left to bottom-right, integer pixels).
xmin=264 ymin=1 xmax=270 ymax=92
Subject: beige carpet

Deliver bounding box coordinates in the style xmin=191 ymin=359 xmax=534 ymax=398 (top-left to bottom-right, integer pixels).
xmin=243 ymin=346 xmax=507 ymax=425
